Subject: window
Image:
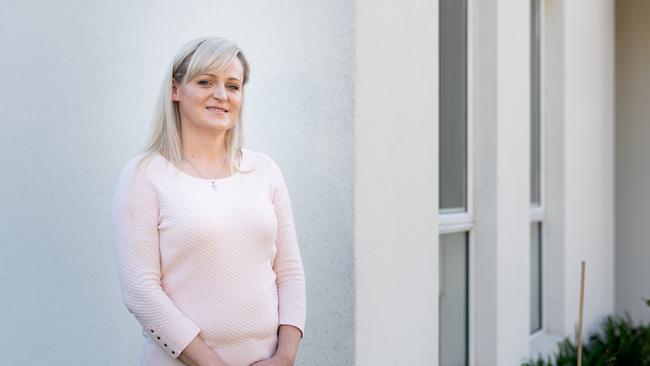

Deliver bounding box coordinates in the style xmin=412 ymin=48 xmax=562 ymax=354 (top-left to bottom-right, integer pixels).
xmin=440 ymin=0 xmax=468 ymax=215
xmin=530 ymin=0 xmax=544 ymax=335
xmin=439 ymin=233 xmax=469 ymax=365
xmin=439 ymin=0 xmax=470 ymax=364
xmin=530 ymin=223 xmax=542 ymax=332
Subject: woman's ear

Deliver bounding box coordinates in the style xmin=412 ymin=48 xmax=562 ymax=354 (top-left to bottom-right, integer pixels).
xmin=171 ymin=80 xmax=180 ymax=102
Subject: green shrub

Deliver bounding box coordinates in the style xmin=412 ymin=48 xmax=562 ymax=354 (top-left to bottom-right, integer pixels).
xmin=522 ymin=301 xmax=650 ymax=366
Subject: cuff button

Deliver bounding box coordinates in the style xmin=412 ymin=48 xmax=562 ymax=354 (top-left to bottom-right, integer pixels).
xmin=171 ymin=351 xmax=176 ymax=355
xmin=157 ymin=336 xmax=160 ymax=340
xmin=164 ymin=344 xmax=167 ymax=347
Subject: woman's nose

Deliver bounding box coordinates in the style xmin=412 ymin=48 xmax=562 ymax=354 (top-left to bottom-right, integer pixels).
xmin=212 ymin=84 xmax=227 ymax=101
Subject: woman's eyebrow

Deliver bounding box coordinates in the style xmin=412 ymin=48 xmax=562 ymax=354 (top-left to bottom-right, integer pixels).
xmin=201 ymin=73 xmax=241 ymax=82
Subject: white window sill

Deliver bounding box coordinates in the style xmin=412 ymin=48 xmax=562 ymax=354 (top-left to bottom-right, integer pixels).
xmin=530 ymin=332 xmax=564 ymax=361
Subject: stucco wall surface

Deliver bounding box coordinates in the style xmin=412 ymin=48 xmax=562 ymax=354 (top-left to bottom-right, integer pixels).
xmin=472 ymin=1 xmax=532 ymax=364
xmin=354 ymin=0 xmax=439 ymax=365
xmin=562 ymin=0 xmax=615 ymax=337
xmin=0 ymin=1 xmax=354 ymax=365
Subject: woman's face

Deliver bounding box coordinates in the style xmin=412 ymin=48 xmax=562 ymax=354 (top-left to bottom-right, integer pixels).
xmin=172 ymin=57 xmax=244 ymax=134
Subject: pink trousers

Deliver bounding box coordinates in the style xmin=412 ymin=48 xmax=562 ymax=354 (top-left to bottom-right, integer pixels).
xmin=140 ymin=335 xmax=277 ymax=366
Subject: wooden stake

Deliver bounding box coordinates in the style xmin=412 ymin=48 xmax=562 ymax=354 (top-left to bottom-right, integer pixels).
xmin=577 ymin=261 xmax=586 ymax=366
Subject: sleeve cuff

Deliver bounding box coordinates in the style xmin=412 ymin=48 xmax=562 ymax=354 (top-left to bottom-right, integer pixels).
xmin=146 ymin=314 xmax=200 ymax=359
xmin=278 ymin=302 xmax=306 ymax=337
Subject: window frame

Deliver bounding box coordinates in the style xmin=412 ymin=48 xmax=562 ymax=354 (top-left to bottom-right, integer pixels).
xmin=529 ymin=0 xmax=546 ymax=339
xmin=438 ymin=0 xmax=475 ymax=364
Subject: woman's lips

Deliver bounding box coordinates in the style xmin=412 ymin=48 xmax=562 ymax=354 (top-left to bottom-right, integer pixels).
xmin=206 ymin=106 xmax=228 ymax=115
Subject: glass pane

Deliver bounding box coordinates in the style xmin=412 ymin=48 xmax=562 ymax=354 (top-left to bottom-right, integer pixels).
xmin=530 ymin=223 xmax=542 ymax=333
xmin=440 ymin=0 xmax=467 ymax=212
xmin=440 ymin=233 xmax=468 ymax=366
xmin=531 ymin=0 xmax=541 ymax=205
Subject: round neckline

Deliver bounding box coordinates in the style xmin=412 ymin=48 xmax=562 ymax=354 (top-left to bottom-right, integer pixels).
xmin=156 ymin=149 xmax=246 ymax=183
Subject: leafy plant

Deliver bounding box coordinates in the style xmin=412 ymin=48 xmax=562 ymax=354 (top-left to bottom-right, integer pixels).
xmin=522 ymin=301 xmax=650 ymax=366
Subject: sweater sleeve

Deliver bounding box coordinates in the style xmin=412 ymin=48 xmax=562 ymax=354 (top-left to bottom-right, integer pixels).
xmin=111 ymin=156 xmax=200 ymax=358
xmin=268 ymin=158 xmax=307 ymax=337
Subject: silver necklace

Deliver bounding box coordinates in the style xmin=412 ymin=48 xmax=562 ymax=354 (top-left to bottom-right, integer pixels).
xmin=183 ymin=157 xmax=227 ymax=190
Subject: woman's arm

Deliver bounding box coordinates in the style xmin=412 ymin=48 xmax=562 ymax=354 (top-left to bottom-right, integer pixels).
xmin=178 ymin=334 xmax=230 ymax=366
xmin=267 ymin=158 xmax=307 ymax=336
xmin=112 ymin=156 xmax=201 ymax=360
xmin=274 ymin=325 xmax=302 ymax=363
xmin=249 ymin=157 xmax=306 ymax=366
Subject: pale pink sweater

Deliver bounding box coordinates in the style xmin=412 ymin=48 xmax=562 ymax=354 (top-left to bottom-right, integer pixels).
xmin=111 ymin=149 xmax=306 ymax=363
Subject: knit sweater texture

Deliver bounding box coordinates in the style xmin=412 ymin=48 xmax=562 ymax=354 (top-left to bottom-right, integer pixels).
xmin=111 ymin=149 xmax=306 ymax=363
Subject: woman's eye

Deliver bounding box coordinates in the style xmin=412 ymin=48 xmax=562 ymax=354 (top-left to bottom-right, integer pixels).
xmin=227 ymin=84 xmax=240 ymax=91
xmin=198 ymin=80 xmax=212 ymax=86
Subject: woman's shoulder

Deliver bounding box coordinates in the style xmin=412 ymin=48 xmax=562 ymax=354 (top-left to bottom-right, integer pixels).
xmin=117 ymin=151 xmax=166 ymax=182
xmin=242 ymin=148 xmax=280 ymax=171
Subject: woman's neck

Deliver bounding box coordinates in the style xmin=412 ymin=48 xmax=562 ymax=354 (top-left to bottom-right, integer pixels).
xmin=180 ymin=126 xmax=228 ymax=163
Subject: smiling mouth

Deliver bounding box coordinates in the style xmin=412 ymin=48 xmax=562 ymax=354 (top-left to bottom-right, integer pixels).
xmin=206 ymin=106 xmax=228 ymax=113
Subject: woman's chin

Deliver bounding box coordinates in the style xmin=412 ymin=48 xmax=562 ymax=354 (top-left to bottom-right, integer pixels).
xmin=200 ymin=119 xmax=234 ymax=131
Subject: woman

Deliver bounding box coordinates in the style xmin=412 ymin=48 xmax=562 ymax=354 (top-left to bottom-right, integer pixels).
xmin=111 ymin=37 xmax=306 ymax=366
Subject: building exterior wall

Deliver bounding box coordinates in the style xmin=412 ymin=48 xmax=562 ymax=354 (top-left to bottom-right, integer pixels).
xmin=543 ymin=0 xmax=569 ymax=339
xmin=615 ymin=0 xmax=650 ymax=324
xmin=562 ymin=0 xmax=615 ymax=337
xmin=535 ymin=0 xmax=615 ymax=353
xmin=354 ymin=1 xmax=439 ymax=364
xmin=472 ymin=0 xmax=532 ymax=363
xmin=0 ymin=1 xmax=355 ymax=365
xmin=1 ymin=0 xmax=625 ymax=364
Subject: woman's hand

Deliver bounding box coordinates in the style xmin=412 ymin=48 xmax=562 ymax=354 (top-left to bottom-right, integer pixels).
xmin=250 ymin=324 xmax=301 ymax=366
xmin=178 ymin=335 xmax=231 ymax=366
xmin=249 ymin=354 xmax=294 ymax=366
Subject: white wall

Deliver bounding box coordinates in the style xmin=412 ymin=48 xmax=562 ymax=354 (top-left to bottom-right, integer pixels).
xmin=543 ymin=0 xmax=615 ymax=341
xmin=615 ymin=0 xmax=650 ymax=323
xmin=354 ymin=0 xmax=439 ymax=364
xmin=562 ymin=0 xmax=615 ymax=337
xmin=354 ymin=1 xmax=616 ymax=365
xmin=472 ymin=0 xmax=531 ymax=364
xmin=542 ymin=0 xmax=568 ymax=339
xmin=470 ymin=0 xmax=615 ymax=361
xmin=0 ymin=1 xmax=355 ymax=365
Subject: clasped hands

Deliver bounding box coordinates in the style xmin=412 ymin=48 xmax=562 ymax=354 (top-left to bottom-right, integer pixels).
xmin=248 ymin=353 xmax=295 ymax=366
xmin=207 ymin=353 xmax=293 ymax=366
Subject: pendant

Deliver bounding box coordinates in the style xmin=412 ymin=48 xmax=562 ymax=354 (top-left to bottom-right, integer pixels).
xmin=210 ymin=181 xmax=218 ymax=190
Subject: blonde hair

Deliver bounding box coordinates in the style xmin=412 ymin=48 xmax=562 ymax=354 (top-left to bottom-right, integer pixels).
xmin=142 ymin=37 xmax=251 ymax=174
